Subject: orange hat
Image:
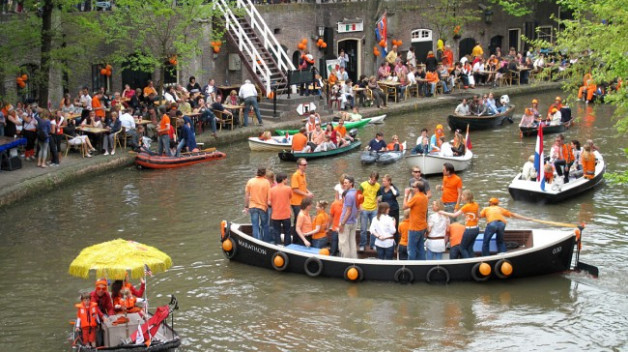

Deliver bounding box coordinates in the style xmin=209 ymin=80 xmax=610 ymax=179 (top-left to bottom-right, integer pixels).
xmin=95 ymin=279 xmax=108 ymax=289
xmin=551 ymin=107 xmax=558 ymax=113
xmin=489 ymin=197 xmax=499 ymax=205
xmin=436 ymin=124 xmax=444 ymax=130
xmin=532 ymin=99 xmax=538 ymax=104
xmin=555 ymin=96 xmax=562 ymax=101
xmin=525 ymin=108 xmax=531 ymax=115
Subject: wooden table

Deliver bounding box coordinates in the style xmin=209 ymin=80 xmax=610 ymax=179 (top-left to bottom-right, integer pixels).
xmin=223 ymin=103 xmax=244 ymax=126
xmin=65 ymin=113 xmax=82 ymax=121
xmin=77 ymin=126 xmax=109 ymax=151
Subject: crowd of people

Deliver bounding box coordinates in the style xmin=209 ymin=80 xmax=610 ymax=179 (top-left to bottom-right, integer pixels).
xmin=243 ymin=158 xmax=537 ymax=261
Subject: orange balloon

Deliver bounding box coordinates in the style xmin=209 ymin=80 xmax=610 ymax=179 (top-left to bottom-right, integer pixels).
xmin=379 ymin=39 xmax=386 ymax=48
xmin=321 ymin=42 xmax=327 ymax=48
xmin=273 ymin=254 xmax=284 ymax=268
xmin=100 ymin=68 xmax=108 ymax=75
xmin=301 ymin=38 xmax=308 ymax=44
xmin=215 ymin=40 xmax=222 ymax=46
xmin=18 ymin=81 xmax=26 ymax=88
xmin=106 ymin=69 xmax=112 ymax=76
xmin=21 ymin=74 xmax=28 ymax=81
xmin=397 ymin=40 xmax=403 ymax=46
xmin=213 ymin=46 xmax=220 ymax=53
xmin=222 ymin=239 xmax=233 ymax=252
xmin=16 ymin=77 xmax=23 ymax=84
xmin=347 ymin=267 xmax=359 ymax=281
xmin=105 ymin=64 xmax=112 ymax=70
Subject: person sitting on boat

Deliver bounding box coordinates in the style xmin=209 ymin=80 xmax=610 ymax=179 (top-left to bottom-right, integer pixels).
xmin=296 ymin=198 xmax=315 ymax=247
xmin=484 ymin=93 xmax=498 ymax=115
xmin=334 ymin=120 xmax=354 ymax=145
xmin=439 ymin=136 xmax=454 ymax=157
xmin=430 ymin=124 xmax=445 ymax=152
xmin=386 ymin=135 xmax=403 ymax=151
xmin=544 ymin=163 xmax=555 ymax=184
xmin=426 ymin=200 xmax=450 ymax=260
xmin=521 ymin=155 xmax=537 ymax=181
xmin=570 ymin=140 xmax=582 ymax=172
xmin=310 ymin=123 xmax=326 ymax=149
xmin=529 ymin=99 xmax=541 ymax=120
xmin=454 ymin=98 xmax=470 ymax=116
xmin=549 ymin=107 xmax=562 ymax=126
xmin=310 ymin=200 xmax=330 ymax=249
xmin=581 ymin=141 xmax=597 ymax=180
xmin=349 ymin=106 xmax=362 ymax=121
xmin=313 ymin=134 xmax=337 ymax=152
xmin=258 ymin=131 xmax=272 ymax=141
xmin=90 ymin=278 xmax=114 ymax=317
xmin=547 ymin=96 xmax=563 ymax=119
xmin=291 ymin=127 xmax=311 ymax=153
xmin=366 ymin=132 xmax=387 ymax=152
xmin=369 ymin=202 xmax=396 ymax=260
xmin=305 ymin=113 xmax=318 ymax=134
xmin=451 ymin=133 xmax=466 ymax=156
xmin=519 ymin=108 xmax=537 ymax=128
xmin=75 ymin=292 xmax=100 ymax=348
xmin=497 ymin=94 xmax=510 ymax=113
xmin=447 ymin=222 xmax=465 ymax=260
xmin=324 ymin=124 xmax=344 ymax=148
xmin=479 ymin=198 xmax=531 ymax=256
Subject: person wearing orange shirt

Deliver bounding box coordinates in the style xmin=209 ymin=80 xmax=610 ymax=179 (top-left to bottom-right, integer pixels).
xmin=480 ymin=198 xmax=530 ymax=256
xmin=580 ymin=141 xmax=596 ymax=179
xmin=403 ymin=180 xmax=428 ymax=260
xmin=157 ymin=108 xmax=172 ymax=156
xmin=425 ymin=70 xmax=440 ymax=97
xmin=333 ymin=119 xmax=354 ymax=145
xmin=328 ymin=198 xmax=343 ymax=256
xmin=547 ymin=96 xmax=563 ymax=119
xmin=291 ymin=127 xmax=310 ymax=152
xmin=311 ymin=201 xmax=330 ymax=248
xmin=245 ymin=167 xmax=271 ymax=241
xmin=437 ymin=162 xmax=463 ymax=213
xmin=447 ymin=222 xmax=465 ymax=259
xmin=397 ymin=209 xmax=410 ymax=260
xmin=143 ymin=80 xmax=158 ymax=102
xmin=269 ymin=173 xmax=293 ymax=245
xmin=290 ymin=158 xmax=313 ymax=244
xmin=578 ymin=73 xmax=592 ymax=101
xmin=440 ymin=189 xmax=479 ymax=258
xmin=91 ymin=91 xmax=105 ymax=121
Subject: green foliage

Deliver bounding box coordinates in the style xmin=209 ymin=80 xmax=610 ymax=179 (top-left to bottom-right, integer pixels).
xmin=488 ymin=0 xmax=540 ymax=17
xmin=428 ymin=0 xmax=481 ymax=42
xmin=605 ymin=148 xmax=628 ymax=185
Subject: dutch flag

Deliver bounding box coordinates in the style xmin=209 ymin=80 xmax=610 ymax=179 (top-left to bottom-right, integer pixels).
xmin=534 ymin=124 xmax=545 ymax=191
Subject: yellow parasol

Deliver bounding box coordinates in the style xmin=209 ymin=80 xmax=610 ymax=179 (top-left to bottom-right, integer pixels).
xmin=68 ymin=239 xmax=173 ymax=280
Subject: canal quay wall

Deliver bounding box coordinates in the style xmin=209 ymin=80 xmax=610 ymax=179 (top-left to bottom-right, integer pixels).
xmin=0 ymin=82 xmax=561 ymax=209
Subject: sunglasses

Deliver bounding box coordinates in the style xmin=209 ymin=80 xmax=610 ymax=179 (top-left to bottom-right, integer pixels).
xmin=300 ymin=163 xmax=308 ymax=166
xmin=412 ymin=170 xmax=421 ymax=173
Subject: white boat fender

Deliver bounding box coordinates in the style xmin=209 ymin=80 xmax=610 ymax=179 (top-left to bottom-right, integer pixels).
xmin=394 ymin=267 xmax=414 ymax=284
xmin=304 ymin=257 xmax=324 ymax=277
xmin=471 ymin=262 xmax=491 ymax=282
xmin=494 ymin=259 xmax=513 ymax=279
xmin=272 ymin=252 xmax=289 ymax=271
xmin=426 ymin=266 xmax=450 ymax=284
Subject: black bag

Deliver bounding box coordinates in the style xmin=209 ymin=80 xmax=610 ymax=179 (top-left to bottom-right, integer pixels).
xmin=36 ymin=127 xmax=47 ymax=142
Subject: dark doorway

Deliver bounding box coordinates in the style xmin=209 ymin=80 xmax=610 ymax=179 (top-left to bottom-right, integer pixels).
xmin=292 ymin=50 xmax=301 ymax=69
xmin=489 ymin=35 xmax=503 ymax=56
xmin=121 ymin=54 xmax=153 ymax=90
xmin=337 ymin=39 xmax=358 ymax=82
xmin=411 ymin=41 xmax=433 ymax=65
xmin=458 ymin=38 xmax=476 ymax=60
xmin=508 ymin=29 xmax=521 ymax=53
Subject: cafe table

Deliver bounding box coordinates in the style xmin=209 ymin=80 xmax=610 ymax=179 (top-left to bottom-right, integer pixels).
xmin=77 ymin=126 xmax=109 ymax=151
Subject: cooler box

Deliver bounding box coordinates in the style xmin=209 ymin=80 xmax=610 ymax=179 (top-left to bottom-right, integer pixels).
xmin=102 ymin=312 xmax=143 ymax=347
xmin=473 ymin=235 xmax=497 ymax=254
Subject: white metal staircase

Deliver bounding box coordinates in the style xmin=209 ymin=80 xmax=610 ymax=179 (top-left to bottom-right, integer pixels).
xmin=214 ymin=0 xmax=296 ymax=96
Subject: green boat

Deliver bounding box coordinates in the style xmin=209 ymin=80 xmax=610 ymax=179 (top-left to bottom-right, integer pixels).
xmin=275 ymin=118 xmax=371 ymax=136
xmin=278 ymin=140 xmax=362 ymax=161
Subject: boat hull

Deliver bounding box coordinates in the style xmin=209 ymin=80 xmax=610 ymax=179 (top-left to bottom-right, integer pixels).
xmin=447 ymin=105 xmax=515 ymax=131
xmin=275 ymin=115 xmax=384 ymax=135
xmin=361 ymin=141 xmax=406 ymax=165
xmin=135 ymin=151 xmax=226 ymax=169
xmin=220 ymin=223 xmax=576 ymax=283
xmin=248 ymin=137 xmax=291 ymax=152
xmin=508 ymin=152 xmax=605 ymax=203
xmin=278 ymin=140 xmax=362 ymax=161
xmin=520 ymin=120 xmax=572 ymax=137
xmin=405 ymin=150 xmax=473 ymax=175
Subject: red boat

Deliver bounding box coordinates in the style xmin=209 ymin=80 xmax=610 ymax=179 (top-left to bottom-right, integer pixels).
xmin=135 ymin=149 xmax=226 ymax=169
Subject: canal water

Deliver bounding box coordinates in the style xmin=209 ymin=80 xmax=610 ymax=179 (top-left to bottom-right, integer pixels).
xmin=0 ymin=91 xmax=626 ymax=351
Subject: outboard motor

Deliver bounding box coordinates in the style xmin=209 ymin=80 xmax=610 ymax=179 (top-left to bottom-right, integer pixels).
xmin=348 ymin=128 xmax=358 ymax=139
xmin=560 ymin=107 xmax=572 ymax=123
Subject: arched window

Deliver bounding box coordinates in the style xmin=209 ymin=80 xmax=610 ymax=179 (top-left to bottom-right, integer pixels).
xmin=411 ymin=29 xmax=433 ymax=43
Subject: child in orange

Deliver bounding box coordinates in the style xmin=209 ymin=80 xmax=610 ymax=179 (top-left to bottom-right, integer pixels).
xmin=447 ymin=222 xmax=465 ymax=259
xmin=76 ymin=292 xmax=100 ymax=348
xmin=397 ymin=209 xmax=410 ymax=260
xmin=311 ymin=200 xmax=330 ymax=249
xmin=329 ymin=198 xmax=343 ymax=256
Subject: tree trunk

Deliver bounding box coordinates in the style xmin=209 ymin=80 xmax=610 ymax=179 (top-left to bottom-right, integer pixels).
xmin=38 ymin=0 xmax=54 ymax=107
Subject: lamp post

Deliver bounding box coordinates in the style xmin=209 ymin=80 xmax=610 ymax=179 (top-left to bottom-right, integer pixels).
xmin=484 ymin=9 xmax=493 ymax=24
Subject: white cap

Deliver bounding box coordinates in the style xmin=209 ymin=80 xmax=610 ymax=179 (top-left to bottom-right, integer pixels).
xmin=245 ymin=80 xmax=251 ymax=84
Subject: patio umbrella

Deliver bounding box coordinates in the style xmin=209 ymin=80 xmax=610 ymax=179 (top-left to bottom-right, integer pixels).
xmin=68 ymin=239 xmax=173 ymax=280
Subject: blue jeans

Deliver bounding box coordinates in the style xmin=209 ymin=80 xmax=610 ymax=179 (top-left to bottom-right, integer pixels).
xmin=444 ymin=202 xmax=457 ymax=213
xmin=271 ymin=218 xmax=291 ymax=245
xmin=158 ymin=134 xmax=171 ymax=156
xmin=291 ymin=205 xmax=302 ymax=245
xmin=482 ymin=221 xmax=506 ymax=256
xmin=201 ymin=110 xmax=217 ymax=133
xmin=460 ymin=227 xmax=480 ymax=258
xmin=376 ymin=246 xmax=394 ymax=260
xmin=398 ymin=245 xmax=408 ymax=260
xmin=175 ymin=138 xmax=186 ymax=157
xmin=243 ymin=97 xmax=262 ymax=126
xmin=329 ymin=230 xmax=339 ymax=256
xmin=449 ymin=245 xmax=461 ymax=259
xmin=360 ymin=209 xmax=377 ymax=248
xmin=249 ymin=208 xmax=269 ymax=242
xmin=426 ymin=249 xmax=443 ymax=260
xmin=407 ymin=229 xmax=426 ymax=260
xmin=312 ymin=238 xmax=328 ymax=249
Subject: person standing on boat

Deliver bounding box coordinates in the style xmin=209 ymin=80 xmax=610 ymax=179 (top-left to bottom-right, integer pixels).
xmin=403 ymin=181 xmax=429 ymax=260
xmin=439 ymin=189 xmax=480 ymax=258
xmin=397 ymin=209 xmax=410 ymax=260
xmin=269 ymin=173 xmax=293 ymax=246
xmin=521 ymin=155 xmax=537 ymax=181
xmin=339 ymin=176 xmax=359 ymax=258
xmin=479 ymin=198 xmax=530 ymax=256
xmin=76 ymin=292 xmax=100 ymax=348
xmin=90 ymin=278 xmax=114 ymax=317
xmin=551 ymin=134 xmax=574 ymax=183
xmin=447 ymin=222 xmax=465 ymax=259
xmin=377 ymin=174 xmax=400 ymax=243
xmin=329 ymin=197 xmax=343 ymax=256
xmin=370 ymin=202 xmax=396 ymax=260
xmin=407 ymin=167 xmax=432 ymax=199
xmin=454 ymin=98 xmax=470 ymax=116
xmin=429 ymin=124 xmax=445 ymax=152
xmin=358 ymin=171 xmax=381 ymax=251
xmin=437 ymin=162 xmax=463 ymax=213
xmin=291 ymin=158 xmax=314 ymax=244
xmin=426 ymin=200 xmax=449 ymax=260
xmin=157 ymin=107 xmax=172 ymax=156
xmin=245 ymin=167 xmax=271 ymax=242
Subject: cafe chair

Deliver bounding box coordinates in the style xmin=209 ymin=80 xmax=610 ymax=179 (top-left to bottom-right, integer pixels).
xmin=112 ymin=128 xmax=124 ymax=153
xmin=405 ymin=83 xmax=419 ymax=99
xmin=213 ymin=109 xmax=234 ymax=130
xmin=63 ymin=134 xmax=86 ymax=158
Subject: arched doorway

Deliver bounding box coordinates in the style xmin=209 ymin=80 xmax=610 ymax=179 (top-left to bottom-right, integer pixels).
xmin=121 ymin=53 xmax=153 ymax=91
xmin=458 ymin=37 xmax=476 ymax=60
xmin=410 ymin=29 xmax=433 ymax=64
xmin=337 ymin=39 xmax=360 ymax=82
xmin=292 ymin=50 xmax=301 ymax=69
xmin=489 ymin=35 xmax=503 ymax=56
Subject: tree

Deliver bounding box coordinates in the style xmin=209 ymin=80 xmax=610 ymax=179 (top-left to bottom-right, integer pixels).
xmin=426 ymin=0 xmax=481 ymax=43
xmin=98 ymin=0 xmax=227 ymax=96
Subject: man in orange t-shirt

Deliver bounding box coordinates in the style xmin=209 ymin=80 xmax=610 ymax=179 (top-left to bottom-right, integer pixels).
xmin=92 ymin=92 xmax=106 ymax=120
xmin=480 ymin=198 xmax=529 ymax=256
xmin=447 ymin=222 xmax=465 ymax=259
xmin=143 ymin=80 xmax=158 ymax=101
xmin=157 ymin=108 xmax=171 ymax=156
xmin=291 ymin=127 xmax=310 ymax=152
xmin=328 ymin=198 xmax=343 ymax=256
xmin=438 ymin=162 xmax=463 ymax=212
xmin=245 ymin=167 xmax=271 ymax=241
xmin=269 ymin=172 xmax=293 ymax=245
xmin=290 ymin=158 xmax=313 ymax=231
xmin=403 ymin=181 xmax=428 ymax=260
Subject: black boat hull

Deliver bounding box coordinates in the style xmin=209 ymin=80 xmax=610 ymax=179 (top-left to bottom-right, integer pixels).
xmin=447 ymin=105 xmax=515 ymax=131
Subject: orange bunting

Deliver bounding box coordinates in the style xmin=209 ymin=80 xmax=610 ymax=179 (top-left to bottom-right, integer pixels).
xmin=379 ymin=39 xmax=386 ymax=48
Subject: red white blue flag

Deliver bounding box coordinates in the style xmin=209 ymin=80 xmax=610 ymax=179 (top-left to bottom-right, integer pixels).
xmin=534 ymin=124 xmax=545 ymax=191
xmin=465 ymin=124 xmax=472 ymax=150
xmin=375 ymin=12 xmax=387 ymax=58
xmin=144 ymin=264 xmax=153 ymax=277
